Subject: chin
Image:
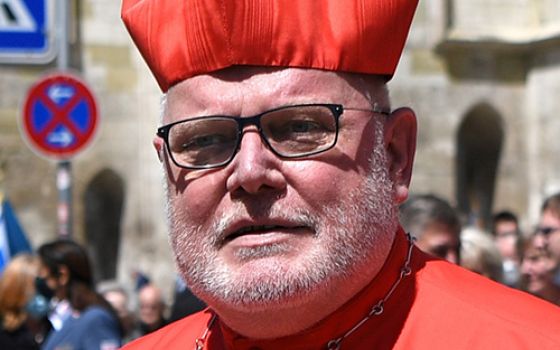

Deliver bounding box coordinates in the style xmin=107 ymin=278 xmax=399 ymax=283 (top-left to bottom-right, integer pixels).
xmin=185 ymin=256 xmax=332 ymax=311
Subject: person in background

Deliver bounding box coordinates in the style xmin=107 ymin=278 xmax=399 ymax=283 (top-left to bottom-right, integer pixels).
xmin=460 ymin=227 xmax=504 ymax=283
xmin=491 ymin=210 xmax=522 ymax=287
xmin=98 ymin=282 xmax=137 ymax=343
xmin=400 ymin=194 xmax=462 ymax=264
xmin=0 ymin=254 xmax=42 ymax=350
xmin=521 ymin=234 xmax=560 ymax=305
xmin=121 ymin=0 xmax=560 ymax=348
xmin=535 ymin=192 xmax=560 ymax=262
xmin=38 ymin=239 xmax=121 ymax=350
xmin=35 ymin=243 xmax=73 ymax=338
xmin=136 ymin=284 xmax=168 ymax=336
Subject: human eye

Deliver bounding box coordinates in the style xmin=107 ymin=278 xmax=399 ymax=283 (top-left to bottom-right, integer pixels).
xmin=267 ymin=108 xmax=334 ymax=140
xmin=167 ymin=118 xmax=238 ymax=166
xmin=180 ymin=133 xmax=230 ymax=151
xmin=285 ymin=119 xmax=324 ymax=134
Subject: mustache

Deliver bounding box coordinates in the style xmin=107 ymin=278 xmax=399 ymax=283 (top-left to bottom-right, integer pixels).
xmin=212 ymin=204 xmax=319 ymax=246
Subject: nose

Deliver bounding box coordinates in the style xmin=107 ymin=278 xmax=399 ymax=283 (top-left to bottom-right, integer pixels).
xmin=225 ymin=129 xmax=287 ymax=195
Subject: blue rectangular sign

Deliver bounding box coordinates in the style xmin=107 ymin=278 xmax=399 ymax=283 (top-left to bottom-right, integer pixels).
xmin=0 ymin=0 xmax=55 ymax=63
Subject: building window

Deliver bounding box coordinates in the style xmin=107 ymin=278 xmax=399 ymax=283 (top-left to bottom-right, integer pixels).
xmin=456 ymin=103 xmax=503 ymax=228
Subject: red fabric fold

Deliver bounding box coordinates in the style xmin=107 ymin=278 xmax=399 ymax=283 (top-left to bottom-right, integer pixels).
xmin=121 ymin=0 xmax=419 ymax=92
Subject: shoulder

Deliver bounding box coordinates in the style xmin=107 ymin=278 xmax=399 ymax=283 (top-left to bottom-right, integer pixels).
xmin=42 ymin=307 xmax=121 ymax=350
xmin=78 ymin=306 xmax=121 ymax=349
xmin=79 ymin=306 xmax=119 ymax=328
xmin=122 ymin=310 xmax=213 ymax=350
xmin=408 ymin=251 xmax=560 ymax=348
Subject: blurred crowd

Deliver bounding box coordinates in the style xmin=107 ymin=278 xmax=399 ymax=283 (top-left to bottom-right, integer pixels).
xmin=400 ymin=192 xmax=560 ymax=305
xmin=0 ymin=239 xmax=205 ymax=349
xmin=1 ymin=192 xmax=560 ymax=349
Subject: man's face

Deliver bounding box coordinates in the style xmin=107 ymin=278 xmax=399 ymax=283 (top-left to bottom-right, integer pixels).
xmin=158 ymin=67 xmax=414 ymax=312
xmin=138 ymin=287 xmax=164 ymax=327
xmin=415 ymin=223 xmax=460 ymax=264
xmin=535 ymin=210 xmax=560 ymax=261
xmin=493 ymin=220 xmax=519 ymax=261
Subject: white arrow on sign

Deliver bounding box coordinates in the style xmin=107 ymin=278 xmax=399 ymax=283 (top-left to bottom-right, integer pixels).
xmin=0 ymin=0 xmax=37 ymax=32
xmin=47 ymin=128 xmax=74 ymax=147
xmin=47 ymin=85 xmax=75 ymax=105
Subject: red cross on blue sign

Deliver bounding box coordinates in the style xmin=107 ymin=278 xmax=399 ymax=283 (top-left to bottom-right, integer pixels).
xmin=22 ymin=73 xmax=98 ymax=160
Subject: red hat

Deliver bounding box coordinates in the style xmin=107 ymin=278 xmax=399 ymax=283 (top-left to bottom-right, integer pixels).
xmin=122 ymin=0 xmax=418 ymax=92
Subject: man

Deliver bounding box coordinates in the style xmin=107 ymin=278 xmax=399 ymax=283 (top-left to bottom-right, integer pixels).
xmin=535 ymin=193 xmax=560 ymax=261
xmin=534 ymin=192 xmax=560 ymax=288
xmin=491 ymin=210 xmax=522 ymax=286
xmin=137 ymin=284 xmax=168 ymax=335
xmin=399 ymin=194 xmax=461 ymax=264
xmin=121 ymin=0 xmax=560 ymax=348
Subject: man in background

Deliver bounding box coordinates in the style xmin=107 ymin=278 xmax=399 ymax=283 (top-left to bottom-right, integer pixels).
xmin=136 ymin=284 xmax=168 ymax=336
xmin=400 ymin=194 xmax=461 ymax=264
xmin=535 ymin=193 xmax=560 ymax=261
xmin=491 ymin=210 xmax=522 ymax=286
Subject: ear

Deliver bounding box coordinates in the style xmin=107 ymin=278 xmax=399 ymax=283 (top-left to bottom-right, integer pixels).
xmin=383 ymin=107 xmax=417 ymax=204
xmin=153 ymin=136 xmax=165 ymax=162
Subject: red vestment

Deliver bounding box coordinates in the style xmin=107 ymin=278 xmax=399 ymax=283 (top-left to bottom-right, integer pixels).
xmin=123 ymin=229 xmax=560 ymax=349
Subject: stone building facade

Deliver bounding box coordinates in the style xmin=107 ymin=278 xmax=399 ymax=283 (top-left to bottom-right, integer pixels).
xmin=1 ymin=0 xmax=559 ymax=295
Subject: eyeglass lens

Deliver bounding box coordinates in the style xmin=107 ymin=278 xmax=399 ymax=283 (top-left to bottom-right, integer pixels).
xmin=166 ymin=105 xmax=338 ymax=168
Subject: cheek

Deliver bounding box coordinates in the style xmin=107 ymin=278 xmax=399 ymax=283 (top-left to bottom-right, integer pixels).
xmin=288 ymin=161 xmax=362 ymax=208
xmin=169 ymin=173 xmax=226 ymax=224
xmin=551 ymin=235 xmax=560 ymax=248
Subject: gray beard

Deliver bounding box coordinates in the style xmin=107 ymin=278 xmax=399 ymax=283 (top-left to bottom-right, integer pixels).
xmin=166 ymin=127 xmax=397 ymax=310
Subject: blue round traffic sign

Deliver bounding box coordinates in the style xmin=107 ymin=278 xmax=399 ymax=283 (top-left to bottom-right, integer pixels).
xmin=22 ymin=73 xmax=98 ymax=160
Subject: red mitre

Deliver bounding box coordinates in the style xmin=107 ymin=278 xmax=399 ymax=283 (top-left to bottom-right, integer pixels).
xmin=121 ymin=0 xmax=419 ymax=92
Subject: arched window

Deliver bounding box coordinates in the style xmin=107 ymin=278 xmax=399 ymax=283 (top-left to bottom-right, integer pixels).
xmin=84 ymin=168 xmax=125 ymax=281
xmin=456 ymin=104 xmax=504 ymax=229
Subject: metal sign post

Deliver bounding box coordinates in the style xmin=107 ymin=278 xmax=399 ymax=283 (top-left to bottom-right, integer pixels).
xmin=56 ymin=0 xmax=71 ymax=238
xmin=57 ymin=160 xmax=72 ymax=237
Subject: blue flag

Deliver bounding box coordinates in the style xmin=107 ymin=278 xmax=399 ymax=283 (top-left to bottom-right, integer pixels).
xmin=0 ymin=199 xmax=32 ymax=273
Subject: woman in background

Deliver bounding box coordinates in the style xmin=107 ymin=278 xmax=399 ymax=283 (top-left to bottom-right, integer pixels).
xmin=0 ymin=254 xmax=42 ymax=350
xmin=520 ymin=234 xmax=560 ymax=305
xmin=38 ymin=239 xmax=122 ymax=350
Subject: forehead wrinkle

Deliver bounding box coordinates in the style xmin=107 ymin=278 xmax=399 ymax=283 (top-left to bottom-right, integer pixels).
xmin=166 ymin=75 xmax=246 ymax=121
xmin=165 ymin=68 xmax=381 ymax=122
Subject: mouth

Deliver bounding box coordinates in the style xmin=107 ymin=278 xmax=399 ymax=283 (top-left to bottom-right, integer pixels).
xmin=223 ymin=223 xmax=311 ymax=243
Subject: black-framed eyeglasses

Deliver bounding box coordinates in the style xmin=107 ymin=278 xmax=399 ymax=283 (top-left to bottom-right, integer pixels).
xmin=157 ymin=103 xmax=389 ymax=170
xmin=535 ymin=226 xmax=560 ymax=236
